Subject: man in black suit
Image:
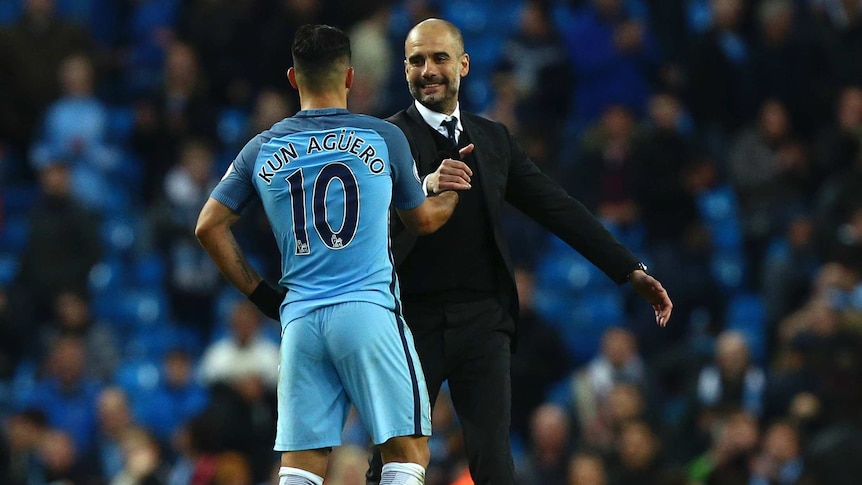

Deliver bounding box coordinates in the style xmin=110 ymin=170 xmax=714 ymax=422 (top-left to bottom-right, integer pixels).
xmin=367 ymin=18 xmax=673 ymax=484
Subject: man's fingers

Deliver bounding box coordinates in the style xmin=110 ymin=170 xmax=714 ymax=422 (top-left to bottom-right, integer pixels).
xmin=442 ymin=159 xmax=473 ymax=177
xmin=459 ymin=143 xmax=475 ymax=159
xmin=439 ymin=175 xmax=471 ymax=190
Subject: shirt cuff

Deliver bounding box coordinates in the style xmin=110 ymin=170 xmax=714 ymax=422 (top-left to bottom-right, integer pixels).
xmin=422 ymin=175 xmax=431 ymax=196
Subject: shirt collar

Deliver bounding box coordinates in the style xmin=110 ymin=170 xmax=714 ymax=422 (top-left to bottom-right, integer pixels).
xmin=414 ymin=100 xmax=462 ymax=134
xmin=294 ymin=108 xmax=351 ymax=117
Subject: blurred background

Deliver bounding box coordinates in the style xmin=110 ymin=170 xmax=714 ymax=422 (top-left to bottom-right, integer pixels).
xmin=1 ymin=0 xmax=862 ymax=483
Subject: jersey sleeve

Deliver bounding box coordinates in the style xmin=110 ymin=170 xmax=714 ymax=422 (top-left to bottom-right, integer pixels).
xmin=210 ymin=135 xmax=264 ymax=213
xmin=380 ymin=122 xmax=425 ymax=210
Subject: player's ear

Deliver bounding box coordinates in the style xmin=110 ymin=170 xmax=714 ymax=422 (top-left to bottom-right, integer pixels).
xmin=345 ymin=67 xmax=354 ymax=90
xmin=287 ymin=67 xmax=299 ymax=90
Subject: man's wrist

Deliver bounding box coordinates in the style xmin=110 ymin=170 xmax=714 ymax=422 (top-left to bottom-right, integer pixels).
xmin=248 ymin=280 xmax=286 ymax=321
xmin=626 ymin=262 xmax=648 ymax=281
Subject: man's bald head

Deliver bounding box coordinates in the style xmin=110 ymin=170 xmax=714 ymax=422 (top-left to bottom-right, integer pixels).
xmin=406 ymin=18 xmax=465 ymax=56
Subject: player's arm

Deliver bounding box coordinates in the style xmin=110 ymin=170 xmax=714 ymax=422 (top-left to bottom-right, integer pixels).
xmin=396 ymin=190 xmax=461 ymax=235
xmin=195 ymin=197 xmax=284 ymax=320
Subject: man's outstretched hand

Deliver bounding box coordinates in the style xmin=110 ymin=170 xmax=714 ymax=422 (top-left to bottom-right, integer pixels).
xmin=426 ymin=143 xmax=474 ymax=194
xmin=628 ymin=270 xmax=673 ymax=327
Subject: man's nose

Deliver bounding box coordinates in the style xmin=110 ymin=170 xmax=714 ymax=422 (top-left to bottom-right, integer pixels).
xmin=421 ymin=62 xmax=438 ymax=77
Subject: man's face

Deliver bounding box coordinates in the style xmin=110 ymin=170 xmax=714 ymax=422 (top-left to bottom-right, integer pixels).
xmin=404 ymin=23 xmax=469 ymax=114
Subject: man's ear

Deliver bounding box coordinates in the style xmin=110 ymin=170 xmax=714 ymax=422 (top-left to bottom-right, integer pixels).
xmin=345 ymin=67 xmax=354 ymax=90
xmin=460 ymin=53 xmax=470 ymax=78
xmin=287 ymin=67 xmax=299 ymax=90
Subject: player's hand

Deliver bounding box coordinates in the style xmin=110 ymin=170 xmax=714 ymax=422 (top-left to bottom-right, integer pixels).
xmin=628 ymin=270 xmax=673 ymax=327
xmin=427 ymin=144 xmax=474 ymax=195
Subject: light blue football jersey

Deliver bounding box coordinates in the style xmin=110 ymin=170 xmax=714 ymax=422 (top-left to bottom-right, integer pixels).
xmin=211 ymin=108 xmax=425 ymax=325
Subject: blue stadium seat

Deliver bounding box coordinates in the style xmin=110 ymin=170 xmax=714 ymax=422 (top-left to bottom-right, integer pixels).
xmin=106 ymin=105 xmax=136 ymax=144
xmin=101 ymin=216 xmax=138 ymax=256
xmin=708 ymin=218 xmax=743 ymax=251
xmin=88 ymin=258 xmax=128 ymax=295
xmin=217 ymin=108 xmax=249 ymax=150
xmin=553 ymin=291 xmax=625 ymax=364
xmin=125 ymin=323 xmax=202 ymax=361
xmin=697 ymin=184 xmax=740 ymax=223
xmin=115 ymin=358 xmax=161 ymax=391
xmin=725 ymin=292 xmax=767 ymax=364
xmin=0 ymin=252 xmax=19 ymax=286
xmin=1 ymin=184 xmax=38 ymax=216
xmin=0 ymin=215 xmax=28 ymax=254
xmin=443 ymin=1 xmax=491 ymax=35
xmin=93 ymin=288 xmax=168 ymax=332
xmin=0 ymin=1 xmax=21 ymax=26
xmin=711 ymin=249 xmax=747 ymax=294
xmin=132 ymin=252 xmax=166 ymax=289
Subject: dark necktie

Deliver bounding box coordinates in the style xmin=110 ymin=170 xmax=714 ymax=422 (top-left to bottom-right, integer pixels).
xmin=441 ymin=117 xmax=458 ymax=148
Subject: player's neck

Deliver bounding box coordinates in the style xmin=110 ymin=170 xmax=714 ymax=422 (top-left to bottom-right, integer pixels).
xmin=299 ymin=92 xmax=348 ymax=111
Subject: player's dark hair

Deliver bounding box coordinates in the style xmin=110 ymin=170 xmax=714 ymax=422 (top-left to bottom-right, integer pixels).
xmin=292 ymin=24 xmax=351 ymax=81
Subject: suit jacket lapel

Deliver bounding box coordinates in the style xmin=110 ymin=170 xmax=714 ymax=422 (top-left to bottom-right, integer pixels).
xmin=405 ymin=105 xmax=440 ymax=175
xmin=460 ymin=114 xmax=500 ymax=219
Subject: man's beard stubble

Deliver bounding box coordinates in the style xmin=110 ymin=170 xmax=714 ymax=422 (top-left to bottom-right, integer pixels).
xmin=409 ymin=78 xmax=459 ymax=114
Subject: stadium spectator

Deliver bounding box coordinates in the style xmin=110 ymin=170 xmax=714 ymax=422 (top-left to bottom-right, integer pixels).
xmin=135 ymin=348 xmax=208 ymax=445
xmin=18 ymin=335 xmax=102 ymax=452
xmin=606 ymin=420 xmax=667 ymax=485
xmin=812 ymin=85 xmax=862 ymax=184
xmin=749 ymin=420 xmax=819 ymax=485
xmin=728 ymin=98 xmax=810 ymax=283
xmin=30 ymin=52 xmax=120 ymax=213
xmin=687 ymin=409 xmax=760 ymax=484
xmin=517 ymin=403 xmax=572 ymax=485
xmin=750 ymin=0 xmax=825 ymax=136
xmin=566 ymin=451 xmax=608 ymax=485
xmin=131 ymin=40 xmax=217 ymax=205
xmin=686 ymin=0 xmax=756 ymax=154
xmin=256 ymin=0 xmax=324 ymax=93
xmin=681 ymin=330 xmax=766 ymax=460
xmin=810 ymin=0 xmax=862 ymax=91
xmin=0 ymin=409 xmax=50 ymax=485
xmin=500 ymin=0 xmax=573 ymax=162
xmin=509 ymin=267 xmax=570 ymax=441
xmin=558 ymin=0 xmax=659 ymax=129
xmin=548 ymin=327 xmax=655 ymax=453
xmin=148 ymin=138 xmax=222 ymax=336
xmin=630 ymin=93 xmax=725 ymax=350
xmin=567 ymin=104 xmax=640 ymax=227
xmin=13 ymin=155 xmax=101 ymax=329
xmin=177 ymin=0 xmax=260 ymax=107
xmin=88 ymin=387 xmax=138 ymax=481
xmin=0 ymin=0 xmax=93 ymax=164
xmin=39 ymin=289 xmax=120 ymax=383
xmin=347 ymin=5 xmax=395 ymax=117
xmin=198 ymin=300 xmax=279 ymax=391
xmin=110 ymin=426 xmax=168 ymax=485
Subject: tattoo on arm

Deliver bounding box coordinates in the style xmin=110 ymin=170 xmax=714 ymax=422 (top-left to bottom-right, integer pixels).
xmin=229 ymin=236 xmax=258 ymax=287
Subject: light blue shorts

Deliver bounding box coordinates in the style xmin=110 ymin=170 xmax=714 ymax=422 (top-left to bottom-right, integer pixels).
xmin=274 ymin=301 xmax=431 ymax=451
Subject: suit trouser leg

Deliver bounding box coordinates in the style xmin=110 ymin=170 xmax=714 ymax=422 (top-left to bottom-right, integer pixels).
xmin=367 ymin=299 xmax=516 ymax=484
xmin=442 ymin=299 xmax=516 ymax=484
xmin=447 ymin=328 xmax=515 ymax=484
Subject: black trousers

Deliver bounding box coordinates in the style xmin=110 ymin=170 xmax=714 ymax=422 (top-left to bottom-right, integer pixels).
xmin=367 ymin=297 xmax=516 ymax=484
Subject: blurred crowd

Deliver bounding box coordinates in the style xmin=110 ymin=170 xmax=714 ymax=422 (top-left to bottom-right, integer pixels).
xmin=1 ymin=0 xmax=862 ymax=484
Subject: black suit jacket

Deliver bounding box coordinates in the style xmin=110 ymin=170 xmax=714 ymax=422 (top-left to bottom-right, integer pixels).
xmin=387 ymin=104 xmax=641 ymax=321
